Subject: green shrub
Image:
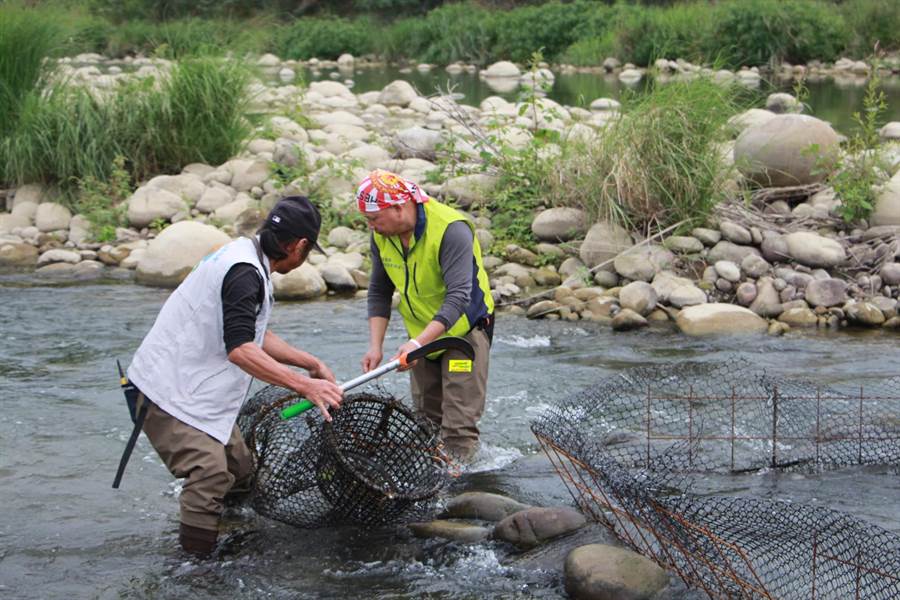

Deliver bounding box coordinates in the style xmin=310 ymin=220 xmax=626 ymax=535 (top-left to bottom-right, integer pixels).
xmin=710 ymin=0 xmax=848 ymax=68
xmin=841 ymin=0 xmax=900 ymax=55
xmin=277 ymin=17 xmax=375 ymax=60
xmin=491 ymin=1 xmax=595 ymax=63
xmin=381 ymin=3 xmax=498 ymax=65
xmin=605 ymin=3 xmax=712 ymax=67
xmin=74 ymin=155 xmax=131 ymax=242
xmin=0 ymin=7 xmax=60 ymax=138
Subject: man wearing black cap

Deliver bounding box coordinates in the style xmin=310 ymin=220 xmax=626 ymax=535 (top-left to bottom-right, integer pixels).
xmin=124 ymin=196 xmax=341 ymax=558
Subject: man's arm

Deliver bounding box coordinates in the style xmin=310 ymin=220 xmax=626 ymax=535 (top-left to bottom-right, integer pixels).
xmin=362 ymin=237 xmax=395 ymax=372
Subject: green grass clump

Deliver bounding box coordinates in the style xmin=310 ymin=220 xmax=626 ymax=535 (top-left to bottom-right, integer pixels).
xmin=553 ymin=77 xmax=743 ymax=230
xmin=840 ymin=0 xmax=900 ymax=57
xmin=380 ymin=3 xmax=497 ymax=65
xmin=277 ymin=17 xmax=375 ymax=60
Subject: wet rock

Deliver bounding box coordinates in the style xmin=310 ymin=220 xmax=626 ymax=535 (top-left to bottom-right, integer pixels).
xmin=135 ymin=221 xmax=230 ymax=288
xmin=805 ymin=279 xmax=848 ymax=307
xmin=676 ymin=303 xmax=768 ymax=336
xmin=618 ymin=281 xmax=657 ymax=316
xmin=319 ymin=263 xmax=357 ymax=292
xmin=493 ymin=507 xmax=587 ymax=549
xmin=846 ymin=301 xmax=886 ymax=326
xmin=532 ymin=207 xmax=588 ymax=242
xmin=663 ymin=235 xmax=703 ymax=254
xmin=442 ymin=492 xmax=531 ymax=522
xmin=273 ymin=262 xmax=327 ymax=300
xmin=37 ymin=248 xmax=81 ymax=266
xmin=408 ymin=520 xmax=491 ymax=543
xmin=613 ymin=245 xmax=674 ymax=282
xmin=871 ymin=296 xmax=898 ymax=318
xmin=35 ymin=202 xmax=72 ymax=232
xmin=612 ymin=308 xmax=648 ymax=331
xmin=35 ymin=262 xmax=77 ymax=279
xmin=0 ymin=242 xmax=38 ymax=267
xmin=779 ymin=306 xmax=818 ymax=327
xmin=735 ymin=114 xmax=840 ymax=186
xmin=565 ymin=544 xmax=669 ymax=600
xmin=527 ymin=300 xmax=561 ymax=319
xmin=783 ymin=232 xmax=847 ymax=268
xmin=72 ymin=260 xmax=105 ymax=280
xmin=769 ymin=321 xmax=790 ymax=336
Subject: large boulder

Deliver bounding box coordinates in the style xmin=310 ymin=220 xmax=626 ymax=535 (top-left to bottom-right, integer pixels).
xmin=734 ymin=114 xmax=840 ymax=187
xmin=493 ymin=507 xmax=586 ymax=549
xmin=127 ymin=187 xmax=189 ymax=228
xmin=377 ymin=80 xmax=418 ymax=107
xmin=579 ymin=221 xmax=633 ymax=271
xmin=34 ymin=202 xmax=72 ymax=232
xmin=783 ymin=232 xmax=846 ymax=268
xmin=146 ymin=173 xmax=206 ymax=206
xmin=0 ymin=212 xmax=31 ymax=234
xmin=676 ymin=303 xmax=768 ymax=336
xmin=135 ymin=222 xmax=231 ymax=288
xmin=196 ymin=185 xmax=236 ymax=214
xmin=230 ymin=159 xmax=271 ymax=192
xmin=441 ymin=174 xmax=498 ymax=208
xmin=565 ymin=544 xmax=669 ymax=600
xmin=483 ymin=61 xmax=521 ymax=78
xmin=393 ymin=127 xmax=445 ymax=160
xmin=532 ymin=207 xmax=588 ymax=242
xmin=0 ymin=242 xmax=39 ymax=268
xmin=613 ymin=245 xmax=674 ymax=282
xmin=272 ymin=262 xmax=327 ymax=300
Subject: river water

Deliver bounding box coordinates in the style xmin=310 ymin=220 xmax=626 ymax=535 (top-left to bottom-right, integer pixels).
xmin=1 ymin=276 xmax=899 ymax=599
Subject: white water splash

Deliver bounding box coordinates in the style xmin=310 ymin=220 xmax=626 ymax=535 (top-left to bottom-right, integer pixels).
xmin=496 ymin=334 xmax=551 ymax=348
xmin=464 ymin=442 xmax=523 ymax=473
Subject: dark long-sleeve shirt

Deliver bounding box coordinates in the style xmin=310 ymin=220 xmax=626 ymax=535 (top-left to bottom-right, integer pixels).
xmin=367 ymin=221 xmax=474 ymax=329
xmin=221 ymin=263 xmax=265 ymax=353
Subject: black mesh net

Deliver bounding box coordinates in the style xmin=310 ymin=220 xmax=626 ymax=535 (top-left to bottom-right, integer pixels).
xmin=238 ymin=386 xmax=448 ymax=528
xmin=531 ymin=358 xmax=900 ymax=599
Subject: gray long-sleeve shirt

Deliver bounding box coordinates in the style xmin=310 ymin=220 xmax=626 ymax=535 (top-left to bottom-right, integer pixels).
xmin=367 ymin=221 xmax=474 ymax=329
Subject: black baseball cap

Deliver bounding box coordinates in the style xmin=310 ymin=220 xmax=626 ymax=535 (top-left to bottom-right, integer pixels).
xmin=264 ymin=195 xmax=324 ymax=253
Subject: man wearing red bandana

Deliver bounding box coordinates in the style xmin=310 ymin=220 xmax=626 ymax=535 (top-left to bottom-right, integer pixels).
xmin=356 ymin=170 xmax=495 ymax=463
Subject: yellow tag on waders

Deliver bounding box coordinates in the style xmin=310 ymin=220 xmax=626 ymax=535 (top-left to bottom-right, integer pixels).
xmin=448 ymin=359 xmax=473 ymax=373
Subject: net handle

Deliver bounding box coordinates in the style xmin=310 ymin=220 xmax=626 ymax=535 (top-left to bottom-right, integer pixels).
xmin=279 ymin=336 xmax=474 ymax=420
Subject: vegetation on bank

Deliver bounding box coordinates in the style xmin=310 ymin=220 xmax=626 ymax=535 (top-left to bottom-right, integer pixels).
xmin=9 ymin=0 xmax=900 ymax=68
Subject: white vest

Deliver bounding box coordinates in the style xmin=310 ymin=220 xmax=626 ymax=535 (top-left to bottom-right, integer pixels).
xmin=128 ymin=237 xmax=273 ymax=444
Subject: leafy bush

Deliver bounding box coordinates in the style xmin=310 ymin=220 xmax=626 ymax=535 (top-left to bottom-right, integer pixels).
xmin=74 ymin=155 xmax=131 ymax=242
xmin=491 ymin=1 xmax=595 ymax=63
xmin=840 ymin=0 xmax=900 ymax=55
xmin=606 ymin=3 xmax=712 ymax=66
xmin=381 ymin=3 xmax=498 ymax=65
xmin=277 ymin=17 xmax=375 ymax=60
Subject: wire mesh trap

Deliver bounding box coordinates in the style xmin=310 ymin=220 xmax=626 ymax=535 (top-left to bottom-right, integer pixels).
xmin=238 ymin=386 xmax=448 ymax=528
xmin=531 ymin=358 xmax=900 ymax=599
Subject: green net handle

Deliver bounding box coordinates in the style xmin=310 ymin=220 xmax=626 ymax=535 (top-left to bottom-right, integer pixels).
xmin=280 ymin=399 xmax=314 ymax=420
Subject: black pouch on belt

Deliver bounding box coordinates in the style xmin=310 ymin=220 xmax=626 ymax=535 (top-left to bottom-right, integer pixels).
xmin=112 ymin=360 xmax=150 ymax=489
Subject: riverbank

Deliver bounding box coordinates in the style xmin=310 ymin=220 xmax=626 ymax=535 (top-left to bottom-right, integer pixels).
xmin=3 ymin=52 xmax=900 ymax=337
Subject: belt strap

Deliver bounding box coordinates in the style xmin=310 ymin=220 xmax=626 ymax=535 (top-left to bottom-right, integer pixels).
xmin=112 ymin=393 xmax=148 ymax=489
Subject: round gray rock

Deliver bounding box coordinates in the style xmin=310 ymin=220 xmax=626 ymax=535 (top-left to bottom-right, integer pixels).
xmin=618 ymin=281 xmax=657 ymax=316
xmin=565 ymin=544 xmax=669 ymax=600
xmin=580 ymin=221 xmax=632 ymax=271
xmin=805 ymin=279 xmax=848 ymax=307
xmin=135 ymin=222 xmax=231 ymax=288
xmin=35 ymin=202 xmax=72 ymax=232
xmin=532 ymin=207 xmax=588 ymax=242
xmin=676 ymin=303 xmax=768 ymax=336
xmin=273 ymin=262 xmax=327 ymax=300
xmin=613 ymin=245 xmax=674 ymax=282
xmin=611 ymin=308 xmax=648 ymax=331
xmin=783 ymin=232 xmax=846 ymax=268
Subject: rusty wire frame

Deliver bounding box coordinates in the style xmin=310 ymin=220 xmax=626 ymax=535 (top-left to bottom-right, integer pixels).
xmin=531 ymin=359 xmax=900 ymax=599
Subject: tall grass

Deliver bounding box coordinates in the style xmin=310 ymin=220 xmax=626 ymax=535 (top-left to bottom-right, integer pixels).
xmin=552 ymin=77 xmax=744 ymax=230
xmin=380 ymin=3 xmax=498 ymax=65
xmin=840 ymin=0 xmax=900 ymax=56
xmin=0 ymin=7 xmax=60 ymax=138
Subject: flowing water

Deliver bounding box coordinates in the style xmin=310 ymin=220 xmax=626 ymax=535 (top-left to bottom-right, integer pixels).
xmin=1 ymin=276 xmax=899 ymax=599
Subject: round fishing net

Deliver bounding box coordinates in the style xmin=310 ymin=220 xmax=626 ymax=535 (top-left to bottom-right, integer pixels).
xmin=237 ymin=385 xmax=448 ymax=528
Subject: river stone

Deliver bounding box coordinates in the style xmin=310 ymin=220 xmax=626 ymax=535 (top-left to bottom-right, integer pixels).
xmin=707 ymin=241 xmax=761 ymax=264
xmin=766 ymin=92 xmax=801 ymax=114
xmin=312 ymin=110 xmax=366 ymax=128
xmin=493 ymin=507 xmax=586 ymax=549
xmin=12 ymin=200 xmax=37 ymax=221
xmin=650 ymin=271 xmax=694 ymax=303
xmin=749 ymin=277 xmax=782 ymax=316
xmin=213 ymin=195 xmax=255 ymax=225
xmin=613 ymin=245 xmax=674 ymax=282
xmin=846 ymin=301 xmax=886 ymax=326
xmin=408 ymin=520 xmax=491 ymax=543
xmin=229 ymin=159 xmax=270 ymax=192
xmin=35 ymin=262 xmax=78 ymax=279
xmin=579 ymin=221 xmax=632 ymax=271
xmin=719 ymin=221 xmax=752 ymax=245
xmin=127 ymin=187 xmax=189 ymax=228
xmin=37 ymin=248 xmax=81 ymax=266
xmin=146 ymin=173 xmax=206 ymax=205
xmin=532 ymin=208 xmax=587 ymax=242
xmin=618 ymin=281 xmax=657 ymax=316
xmin=565 ymin=544 xmax=669 ymax=600
xmin=871 ymin=173 xmax=900 ymax=226
xmin=12 ymin=183 xmax=49 ymax=206
xmin=393 ymin=127 xmax=444 ymax=160
xmin=483 ymin=61 xmax=520 ymax=78
xmin=309 ymin=80 xmax=354 ymax=98
xmin=135 ymin=222 xmax=230 ymax=288
xmin=196 ymin=185 xmax=235 ymax=213
xmin=727 ymin=108 xmax=777 ymax=135
xmin=272 ymin=262 xmax=327 ymax=300
xmin=442 ymin=174 xmax=498 ymax=208
xmin=691 ymin=227 xmax=721 ymax=246
xmin=35 ymin=202 xmax=72 ymax=232
xmin=880 ymin=263 xmax=900 ymax=285
xmin=319 ymin=263 xmax=357 ymax=292
xmin=668 ymin=284 xmax=707 ymax=308
xmin=611 ymin=308 xmax=648 ymax=331
xmin=734 ymin=114 xmax=840 ymax=186
xmin=327 ymin=226 xmax=356 ymax=249
xmin=741 ymin=254 xmax=771 ymax=278
xmin=714 ymin=260 xmax=741 ymax=282
xmin=593 ymin=270 xmax=618 ymax=288
xmin=736 ymin=282 xmax=757 ymax=306
xmin=760 ymin=234 xmax=789 ymax=263
xmin=327 ymin=252 xmax=364 ymax=271
xmin=783 ymin=232 xmax=846 ymax=268
xmin=442 ymin=492 xmax=531 ymax=522
xmin=676 ymin=303 xmax=768 ymax=336
xmin=533 ymin=268 xmax=562 ymax=287
xmin=0 ymin=242 xmax=38 ymax=267
xmin=527 ymin=300 xmax=562 ymax=319
xmin=344 ymin=144 xmax=391 ymax=170
xmin=778 ymin=306 xmax=818 ymax=327
xmin=805 ymin=279 xmax=848 ymax=307
xmin=663 ymin=235 xmax=703 ymax=254
xmin=377 ymin=80 xmax=418 ymax=107
xmin=0 ymin=213 xmax=31 ymax=233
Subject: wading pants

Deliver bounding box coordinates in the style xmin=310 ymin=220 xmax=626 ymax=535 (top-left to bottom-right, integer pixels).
xmin=139 ymin=398 xmax=253 ymax=531
xmin=410 ymin=326 xmax=491 ymax=461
